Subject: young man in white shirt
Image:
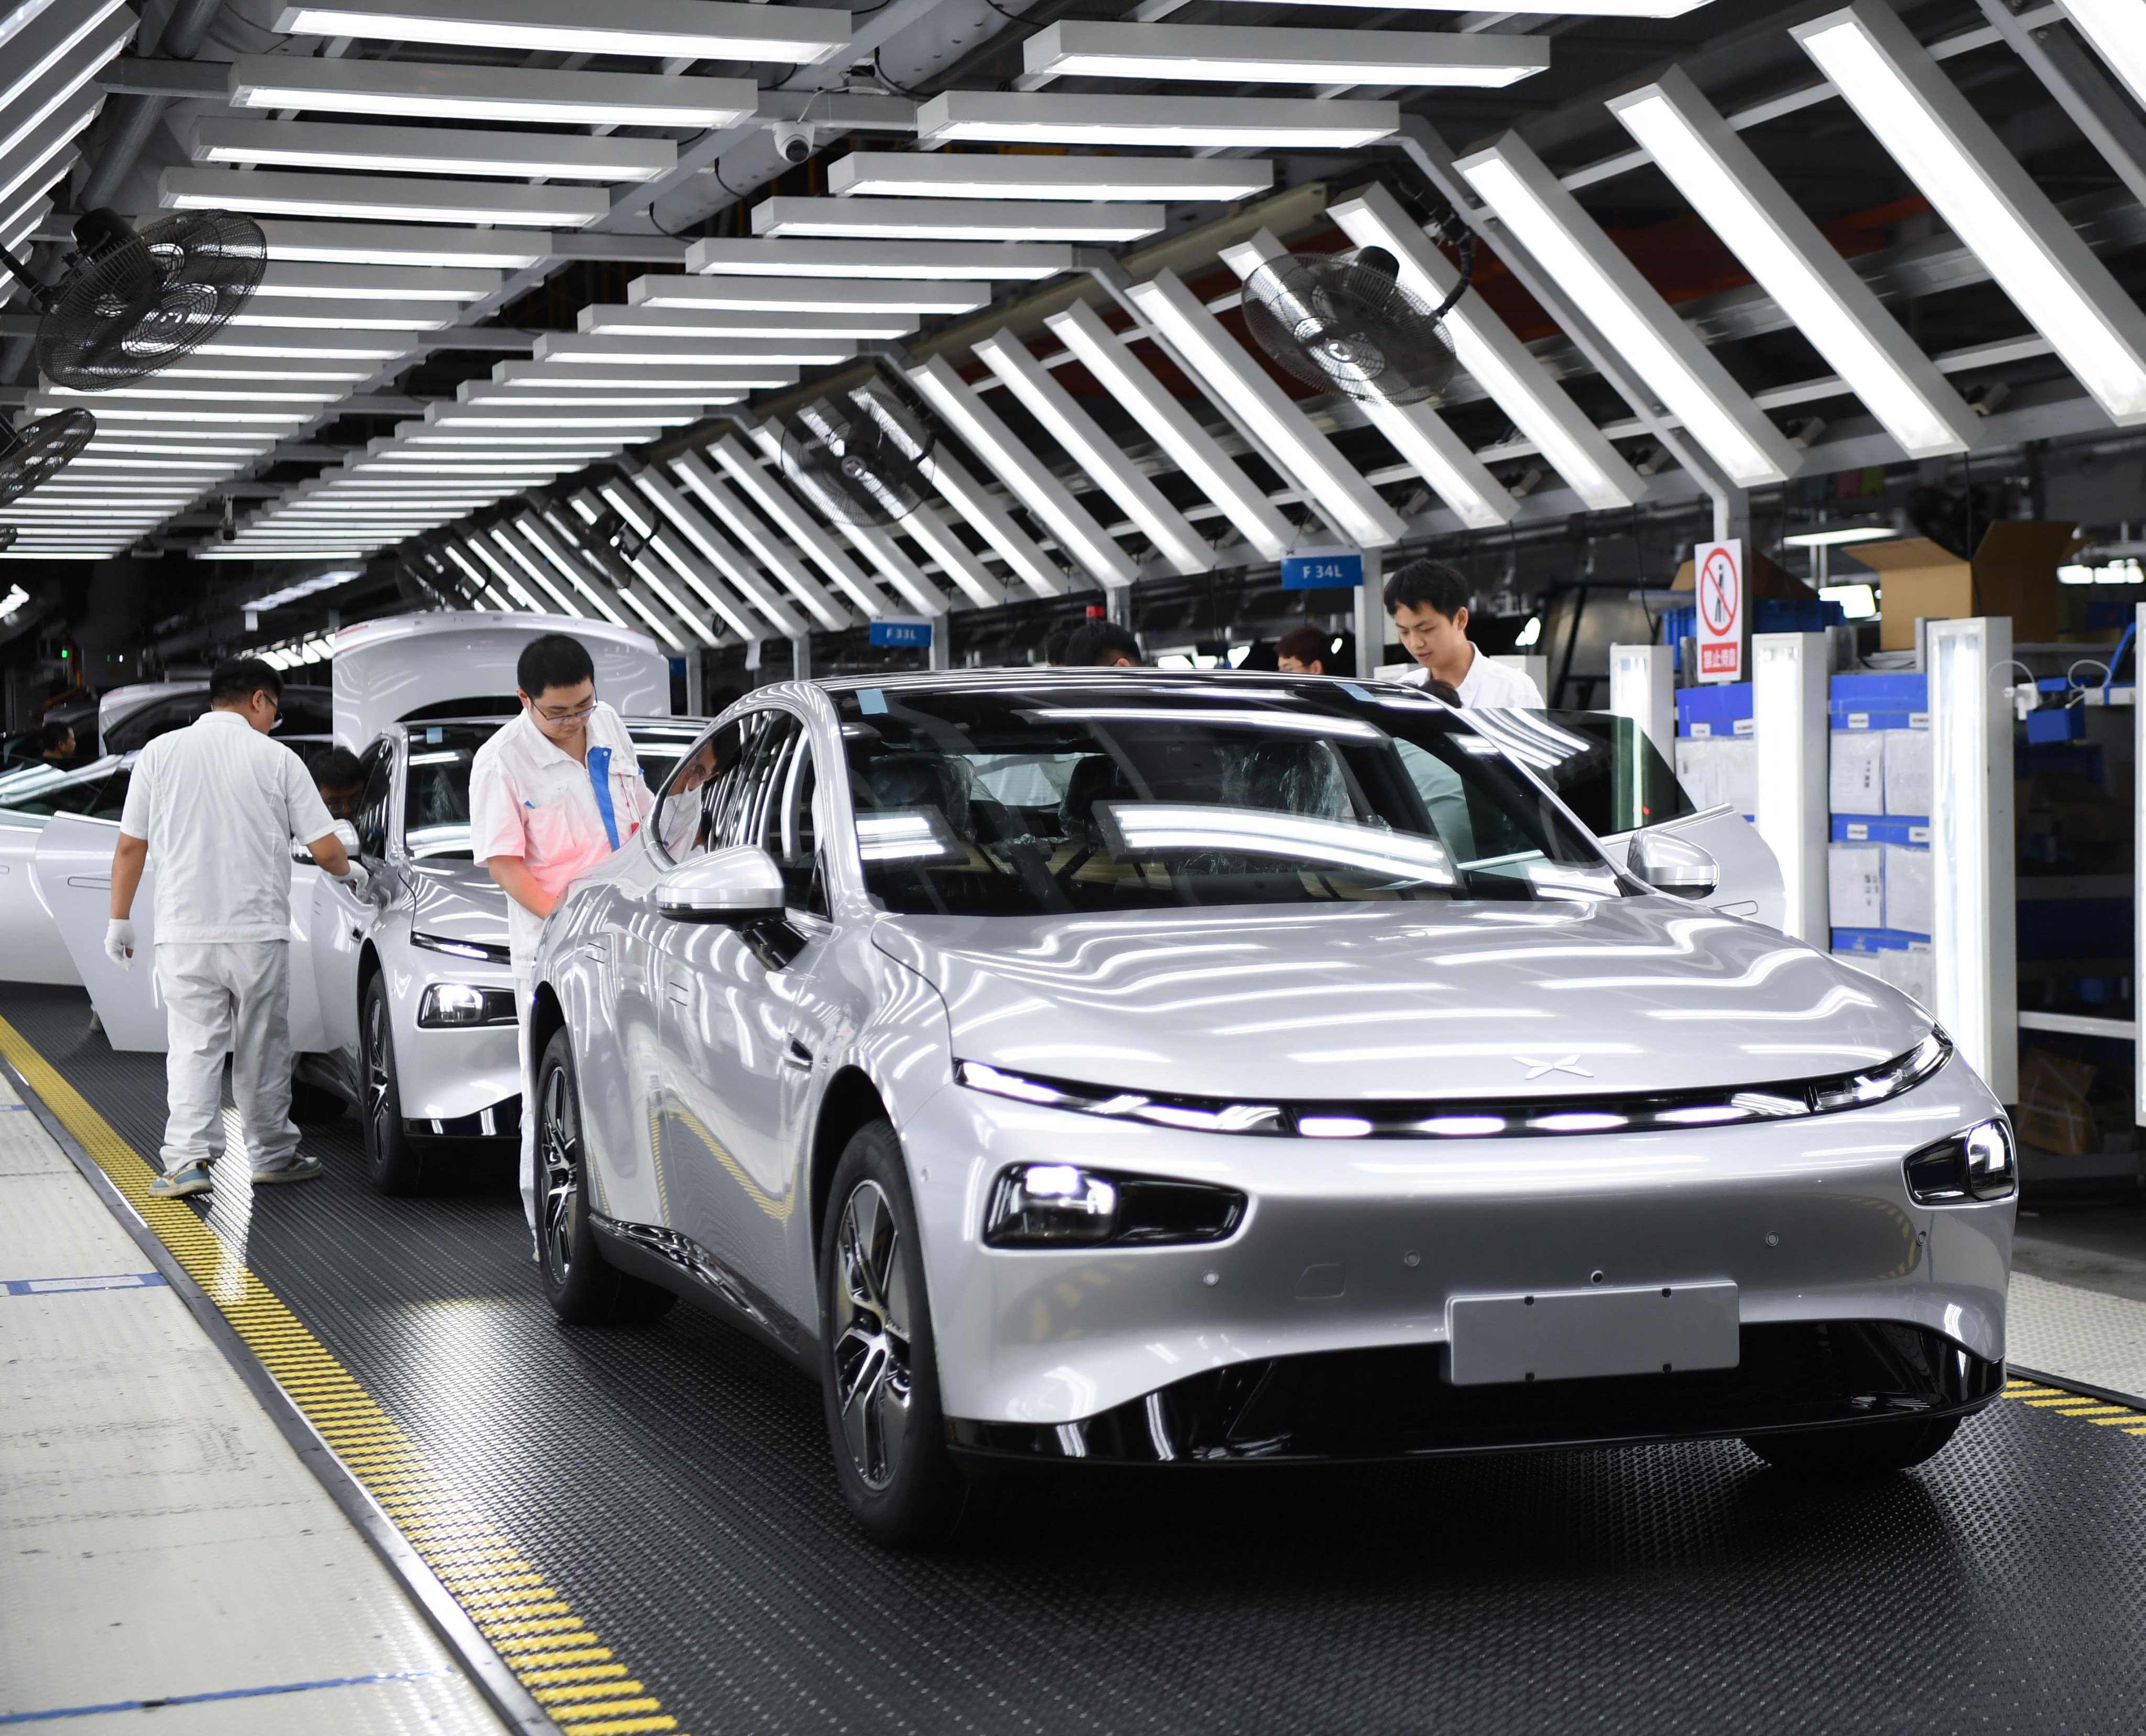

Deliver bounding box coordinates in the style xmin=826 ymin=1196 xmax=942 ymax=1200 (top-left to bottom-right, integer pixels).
xmin=1385 ymin=557 xmax=1545 ymax=709
xmin=107 ymin=658 xmax=362 ymax=1198
xmin=467 ymin=634 xmax=653 ymax=1242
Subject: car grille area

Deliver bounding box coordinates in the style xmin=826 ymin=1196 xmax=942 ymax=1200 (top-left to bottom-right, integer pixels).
xmin=949 ymin=1322 xmax=2004 ymax=1464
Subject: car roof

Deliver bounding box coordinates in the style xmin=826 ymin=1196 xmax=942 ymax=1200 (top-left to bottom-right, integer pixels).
xmin=806 ymin=668 xmax=1418 ymax=695
xmin=389 ymin=713 xmax=701 ymax=735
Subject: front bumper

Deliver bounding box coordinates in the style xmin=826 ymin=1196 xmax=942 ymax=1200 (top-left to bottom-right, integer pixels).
xmin=951 ymin=1321 xmax=2003 ymax=1462
xmin=380 ymin=944 xmax=521 ymax=1124
xmin=903 ymin=1053 xmax=2014 ymax=1426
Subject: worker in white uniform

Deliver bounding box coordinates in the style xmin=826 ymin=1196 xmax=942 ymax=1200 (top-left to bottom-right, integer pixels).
xmin=1385 ymin=558 xmax=1546 ymax=708
xmin=466 ymin=633 xmax=653 ymax=1246
xmin=106 ymin=657 xmax=366 ymax=1199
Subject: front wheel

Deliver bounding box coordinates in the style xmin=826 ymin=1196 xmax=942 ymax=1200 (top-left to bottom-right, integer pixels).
xmin=818 ymin=1121 xmax=965 ymax=1546
xmin=533 ymin=1027 xmax=674 ymax=1327
xmin=1742 ymin=1413 xmax=1962 ymax=1476
xmin=360 ymin=973 xmax=422 ymax=1194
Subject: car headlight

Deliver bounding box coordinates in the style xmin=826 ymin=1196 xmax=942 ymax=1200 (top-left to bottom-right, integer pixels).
xmin=417 ymin=982 xmax=519 ymax=1028
xmin=983 ymin=1163 xmax=1246 ymax=1248
xmin=1903 ymin=1118 xmax=2016 ymax=1205
xmin=411 ymin=930 xmax=511 ymax=964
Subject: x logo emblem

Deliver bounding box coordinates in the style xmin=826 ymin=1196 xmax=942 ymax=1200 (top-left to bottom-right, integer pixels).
xmin=1517 ymin=1055 xmax=1593 ymax=1080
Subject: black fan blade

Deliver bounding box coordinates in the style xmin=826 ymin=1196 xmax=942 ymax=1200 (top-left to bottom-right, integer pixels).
xmin=39 ymin=211 xmax=266 ymax=392
xmin=0 ymin=409 xmax=95 ymax=509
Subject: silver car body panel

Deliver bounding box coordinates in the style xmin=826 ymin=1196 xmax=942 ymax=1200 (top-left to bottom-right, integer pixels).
xmin=538 ymin=674 xmax=2013 ymax=1435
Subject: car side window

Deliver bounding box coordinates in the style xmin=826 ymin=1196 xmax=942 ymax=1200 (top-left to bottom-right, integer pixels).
xmin=353 ymin=741 xmax=393 ymax=860
xmin=654 ymin=720 xmax=744 ymax=863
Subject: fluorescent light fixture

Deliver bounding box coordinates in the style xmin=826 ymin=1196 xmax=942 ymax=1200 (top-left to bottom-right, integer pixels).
xmin=707 ymin=435 xmax=889 ymax=618
xmin=917 ymin=91 xmax=1398 ymax=149
xmin=1927 ymin=615 xmax=2017 ymax=1099
xmin=910 ymin=354 xmax=1139 ymax=589
xmin=753 ymin=196 xmax=1164 ymax=244
xmin=1210 ymin=0 xmax=1703 ymax=9
xmin=1 ymin=0 xmax=126 ymax=116
xmin=1125 ymin=268 xmax=1406 ymax=549
xmin=829 ymin=152 xmax=1270 ymax=203
xmin=744 ymin=423 xmax=947 ymax=616
xmin=668 ymin=450 xmax=854 ymax=629
xmin=228 ymin=57 xmax=757 ymax=129
xmin=161 ymin=167 xmax=609 ymax=228
xmin=907 ymin=442 xmax=1068 ymax=598
xmin=532 ymin=333 xmax=855 ymax=367
xmin=228 ymin=300 xmax=454 ymax=331
xmin=1792 ymin=3 xmax=2146 ymax=427
xmin=626 ymin=466 xmax=807 ymax=636
xmin=579 ymin=303 xmax=918 ymax=340
xmin=1361 ymin=400 xmax=1517 ymax=531
xmin=594 ymin=482 xmax=761 ymax=641
xmin=1022 ymin=22 xmax=1548 ymax=88
xmin=257 ymin=220 xmax=551 ymax=269
xmin=190 ymin=332 xmax=417 ymax=359
xmin=1782 ymin=523 xmax=1896 ymax=548
xmin=631 ymin=274 xmax=986 ymax=315
xmin=973 ymin=330 xmax=1212 ymax=577
xmin=836 ymin=407 xmax=1004 ymax=607
xmin=1607 ymin=70 xmax=1976 ymax=460
xmin=256 ymin=260 xmax=501 ymax=300
xmin=1045 ymin=299 xmax=1293 ymax=562
xmin=0 ymin=101 xmax=90 ymax=214
xmin=26 ymin=401 xmax=311 ymax=423
xmin=2 ymin=18 xmax=134 ymax=169
xmin=687 ymin=237 xmax=1074 ymax=281
xmin=486 ymin=526 xmax=585 ymax=616
xmin=193 ymin=115 xmax=673 ymax=183
xmin=460 ymin=389 xmax=738 ymax=408
xmin=275 ymin=0 xmax=849 ymax=62
xmin=1456 ymin=134 xmax=1803 ymax=488
xmin=2054 ymin=0 xmax=2146 ymax=113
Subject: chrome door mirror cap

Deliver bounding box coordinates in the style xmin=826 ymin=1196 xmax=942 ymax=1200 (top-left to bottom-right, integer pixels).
xmin=1629 ymin=827 xmax=1719 ymax=900
xmin=656 ymin=846 xmax=787 ymax=924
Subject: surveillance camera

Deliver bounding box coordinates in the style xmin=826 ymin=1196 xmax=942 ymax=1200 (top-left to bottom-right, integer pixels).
xmin=772 ymin=121 xmax=813 ymax=166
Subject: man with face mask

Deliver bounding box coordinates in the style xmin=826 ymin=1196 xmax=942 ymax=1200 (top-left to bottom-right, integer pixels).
xmin=467 ymin=634 xmax=653 ymax=1246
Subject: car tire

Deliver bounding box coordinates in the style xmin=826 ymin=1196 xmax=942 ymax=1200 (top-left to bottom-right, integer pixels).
xmin=533 ymin=1027 xmax=676 ymax=1327
xmin=818 ymin=1120 xmax=966 ymax=1547
xmin=1741 ymin=1413 xmax=1963 ymax=1476
xmin=360 ymin=971 xmax=423 ymax=1194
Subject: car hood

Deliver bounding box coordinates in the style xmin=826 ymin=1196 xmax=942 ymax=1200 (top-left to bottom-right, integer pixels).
xmin=872 ymin=900 xmax=1930 ymax=1103
xmin=403 ymin=859 xmax=509 ymax=948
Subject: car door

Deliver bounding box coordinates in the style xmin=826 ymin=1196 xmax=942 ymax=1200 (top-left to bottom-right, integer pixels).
xmin=312 ymin=737 xmax=395 ymax=1068
xmin=38 ymin=804 xmax=169 ymax=1051
xmin=650 ymin=708 xmax=832 ymax=1326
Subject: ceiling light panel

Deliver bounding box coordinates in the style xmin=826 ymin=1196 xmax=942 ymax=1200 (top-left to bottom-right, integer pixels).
xmin=0 ymin=20 xmax=131 ymax=169
xmin=1607 ymin=69 xmax=1976 ymax=460
xmin=907 ymin=442 xmax=1069 ymax=598
xmin=228 ymin=57 xmax=757 ymax=129
xmin=1 ymin=0 xmax=128 ymax=115
xmin=668 ymin=451 xmax=855 ymax=629
xmin=972 ymin=329 xmax=1213 ymax=577
xmin=707 ymin=436 xmax=892 ymax=618
xmin=627 ymin=467 xmax=810 ymax=637
xmin=2058 ymin=0 xmax=2146 ymax=111
xmin=1330 ymin=183 xmax=1643 ymax=510
xmin=162 ymin=167 xmax=610 ymax=228
xmin=256 ymin=260 xmax=502 ymax=300
xmin=1792 ymin=1 xmax=2146 ymax=426
xmin=257 ymin=220 xmax=551 ymax=268
xmin=1212 ymin=0 xmax=1704 ymax=10
xmin=490 ymin=359 xmax=802 ymax=386
xmin=274 ymin=0 xmax=850 ymax=62
xmin=1021 ymin=22 xmax=1549 ymax=88
xmin=532 ymin=333 xmax=857 ymax=366
xmin=1457 ymin=133 xmax=1803 ymax=488
xmin=0 ymin=104 xmax=90 ymax=213
xmin=1124 ymin=269 xmax=1407 ymax=549
xmin=191 ymin=116 xmax=674 ymax=183
xmin=916 ymin=91 xmax=1398 ymax=148
xmin=828 ymin=152 xmax=1272 ymax=203
xmin=580 ymin=304 xmax=919 ymax=340
xmin=227 ymin=299 xmax=456 ymax=330
xmin=753 ymin=196 xmax=1165 ymax=244
xmin=910 ymin=353 xmax=1137 ymax=589
xmin=631 ymin=275 xmax=987 ymax=314
xmin=688 ymin=237 xmax=1073 ymax=280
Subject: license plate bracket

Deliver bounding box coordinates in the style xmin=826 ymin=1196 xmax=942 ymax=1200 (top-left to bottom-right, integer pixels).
xmin=1445 ymin=1280 xmax=1740 ymax=1386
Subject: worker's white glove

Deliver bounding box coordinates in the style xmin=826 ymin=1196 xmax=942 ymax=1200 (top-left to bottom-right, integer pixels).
xmin=104 ymin=918 xmax=135 ymax=969
xmin=340 ymin=860 xmax=371 ymax=896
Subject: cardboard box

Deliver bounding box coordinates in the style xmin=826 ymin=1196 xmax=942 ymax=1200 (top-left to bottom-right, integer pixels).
xmin=1883 ymin=728 xmax=1932 ymax=816
xmin=1671 ymin=548 xmax=1817 ymax=603
xmin=1828 ymin=842 xmax=1885 ymax=929
xmin=1830 ymin=730 xmax=1884 ymax=814
xmin=1882 ymin=843 xmax=1932 ymax=936
xmin=1842 ymin=521 xmax=2088 ymax=651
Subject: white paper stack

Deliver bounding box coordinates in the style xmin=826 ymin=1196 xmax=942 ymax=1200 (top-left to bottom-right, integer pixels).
xmin=1883 ymin=843 xmax=1933 ymax=936
xmin=1883 ymin=728 xmax=1932 ymax=816
xmin=1829 ymin=731 xmax=1885 ymax=813
xmin=1828 ymin=842 xmax=1886 ymax=929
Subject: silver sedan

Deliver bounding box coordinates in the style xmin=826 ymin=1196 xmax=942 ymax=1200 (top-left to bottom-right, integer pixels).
xmin=529 ymin=672 xmax=2014 ymax=1544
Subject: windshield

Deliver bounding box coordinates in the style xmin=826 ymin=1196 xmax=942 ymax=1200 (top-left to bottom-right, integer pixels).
xmin=835 ymin=680 xmax=1623 ymax=916
xmin=398 ymin=719 xmax=688 ymax=859
xmin=1467 ymin=709 xmax=1694 ymax=837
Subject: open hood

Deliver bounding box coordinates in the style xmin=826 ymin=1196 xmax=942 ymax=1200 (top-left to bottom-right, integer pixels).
xmin=874 ymin=900 xmax=1931 ymax=1105
xmin=405 ymin=860 xmax=509 ymax=950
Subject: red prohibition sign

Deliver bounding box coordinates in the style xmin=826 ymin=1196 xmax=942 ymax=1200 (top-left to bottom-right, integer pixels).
xmin=1698 ymin=547 xmax=1739 ymax=635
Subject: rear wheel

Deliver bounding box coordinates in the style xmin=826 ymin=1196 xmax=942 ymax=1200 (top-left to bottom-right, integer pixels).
xmin=818 ymin=1121 xmax=965 ymax=1546
xmin=1742 ymin=1413 xmax=1962 ymax=1476
xmin=360 ymin=973 xmax=422 ymax=1194
xmin=534 ymin=1027 xmax=674 ymax=1326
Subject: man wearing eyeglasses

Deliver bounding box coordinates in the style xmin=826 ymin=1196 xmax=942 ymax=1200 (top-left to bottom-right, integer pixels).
xmin=105 ymin=657 xmax=362 ymax=1199
xmin=469 ymin=633 xmax=653 ymax=1243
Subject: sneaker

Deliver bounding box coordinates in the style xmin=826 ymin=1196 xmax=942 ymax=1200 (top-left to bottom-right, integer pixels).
xmin=148 ymin=1160 xmax=213 ymax=1198
xmin=251 ymin=1153 xmax=323 ymax=1185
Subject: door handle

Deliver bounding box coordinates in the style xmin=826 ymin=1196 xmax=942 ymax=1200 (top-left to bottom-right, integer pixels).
xmin=665 ymin=974 xmax=691 ymax=1006
xmin=577 ymin=936 xmax=610 ymax=960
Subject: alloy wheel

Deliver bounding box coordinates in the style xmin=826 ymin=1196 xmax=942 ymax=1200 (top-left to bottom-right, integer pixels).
xmin=364 ymin=989 xmax=391 ymax=1150
xmin=539 ymin=1063 xmax=579 ymax=1284
xmin=831 ymin=1179 xmax=913 ymax=1491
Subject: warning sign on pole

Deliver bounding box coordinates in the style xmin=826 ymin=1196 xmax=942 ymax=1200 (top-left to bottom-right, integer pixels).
xmin=1694 ymin=539 xmax=1744 ymax=684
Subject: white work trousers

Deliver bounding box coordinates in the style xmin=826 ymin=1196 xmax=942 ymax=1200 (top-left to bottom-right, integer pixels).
xmin=514 ymin=958 xmax=538 ymax=1240
xmin=156 ymin=940 xmax=299 ymax=1175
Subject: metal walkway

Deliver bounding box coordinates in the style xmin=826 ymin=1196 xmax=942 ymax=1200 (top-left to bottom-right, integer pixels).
xmin=7 ymin=980 xmax=2145 ymax=1735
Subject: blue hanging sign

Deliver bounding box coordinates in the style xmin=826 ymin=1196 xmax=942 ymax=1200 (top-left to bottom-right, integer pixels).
xmin=869 ymin=617 xmax=932 ymax=648
xmin=1281 ymin=547 xmax=1364 ymax=591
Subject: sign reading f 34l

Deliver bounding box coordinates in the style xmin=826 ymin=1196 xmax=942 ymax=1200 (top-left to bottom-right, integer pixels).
xmin=1694 ymin=538 xmax=1744 ymax=685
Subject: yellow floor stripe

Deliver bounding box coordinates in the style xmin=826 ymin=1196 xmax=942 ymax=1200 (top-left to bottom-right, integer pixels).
xmin=1999 ymin=1372 xmax=2146 ymax=1435
xmin=0 ymin=1014 xmax=690 ymax=1736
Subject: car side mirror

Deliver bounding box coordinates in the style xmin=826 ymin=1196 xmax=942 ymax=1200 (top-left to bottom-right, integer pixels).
xmin=656 ymin=846 xmax=787 ymax=924
xmin=1629 ymin=828 xmax=1719 ymax=900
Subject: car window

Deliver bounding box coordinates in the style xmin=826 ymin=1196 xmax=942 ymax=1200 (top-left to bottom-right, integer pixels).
xmin=0 ymin=755 xmax=133 ymax=822
xmin=1467 ymin=709 xmax=1695 ymax=837
xmin=628 ymin=724 xmax=705 ymax=796
xmin=654 ymin=720 xmax=744 ymax=862
xmin=832 ymin=680 xmax=1622 ymax=917
xmin=353 ymin=740 xmax=394 ymax=860
xmin=399 ymin=723 xmax=497 ymax=859
xmin=653 ymin=712 xmax=825 ymax=915
xmin=102 ymin=692 xmax=208 ymax=753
